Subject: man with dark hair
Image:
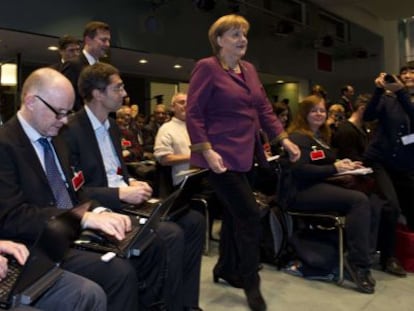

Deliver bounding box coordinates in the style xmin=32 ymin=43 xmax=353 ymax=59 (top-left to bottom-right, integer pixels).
xmin=60 ymin=63 xmax=205 ymax=311
xmin=332 ymin=94 xmax=371 ymax=161
xmin=50 ymin=35 xmax=81 ymax=71
xmin=338 ymin=84 xmax=355 ymax=117
xmin=61 ymin=21 xmax=111 ymax=111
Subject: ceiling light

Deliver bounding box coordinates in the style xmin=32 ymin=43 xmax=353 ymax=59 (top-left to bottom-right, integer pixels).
xmin=173 ymin=64 xmax=182 ymax=69
xmin=139 ymin=59 xmax=148 ymax=64
xmin=48 ymin=45 xmax=58 ymax=51
xmin=276 ymin=80 xmax=285 ymax=84
xmin=1 ymin=63 xmax=17 ymax=86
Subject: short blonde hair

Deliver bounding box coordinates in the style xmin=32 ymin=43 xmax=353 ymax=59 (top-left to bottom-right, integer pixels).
xmin=208 ymin=14 xmax=250 ymax=55
xmin=328 ymin=104 xmax=345 ymax=116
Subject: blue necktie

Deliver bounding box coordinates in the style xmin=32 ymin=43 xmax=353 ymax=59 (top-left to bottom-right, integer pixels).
xmin=38 ymin=138 xmax=73 ymax=209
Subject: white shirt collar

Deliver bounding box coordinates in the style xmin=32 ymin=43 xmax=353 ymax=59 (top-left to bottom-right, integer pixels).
xmin=84 ymin=105 xmax=110 ymax=131
xmin=82 ymin=49 xmax=97 ymax=65
xmin=17 ymin=111 xmax=45 ymax=143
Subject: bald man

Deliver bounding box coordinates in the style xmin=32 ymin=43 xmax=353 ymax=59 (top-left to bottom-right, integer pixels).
xmin=0 ymin=68 xmax=141 ymax=311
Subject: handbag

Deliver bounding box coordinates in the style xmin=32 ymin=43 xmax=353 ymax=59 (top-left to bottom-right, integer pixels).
xmin=325 ymin=174 xmax=376 ymax=195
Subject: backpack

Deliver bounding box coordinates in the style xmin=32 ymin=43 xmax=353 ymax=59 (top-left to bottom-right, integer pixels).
xmin=256 ymin=193 xmax=293 ymax=268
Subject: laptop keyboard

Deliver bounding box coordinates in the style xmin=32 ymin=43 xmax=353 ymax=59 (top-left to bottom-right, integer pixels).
xmin=123 ymin=202 xmax=156 ymax=217
xmin=0 ymin=258 xmax=22 ymax=300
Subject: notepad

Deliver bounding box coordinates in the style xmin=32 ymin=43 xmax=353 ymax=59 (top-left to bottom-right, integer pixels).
xmin=335 ymin=167 xmax=373 ymax=176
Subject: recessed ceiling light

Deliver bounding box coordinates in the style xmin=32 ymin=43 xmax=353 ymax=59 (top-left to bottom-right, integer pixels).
xmin=139 ymin=59 xmax=148 ymax=64
xmin=276 ymin=80 xmax=285 ymax=84
xmin=48 ymin=45 xmax=58 ymax=51
xmin=173 ymin=64 xmax=182 ymax=69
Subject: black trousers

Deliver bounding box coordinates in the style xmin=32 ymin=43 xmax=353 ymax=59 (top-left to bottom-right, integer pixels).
xmin=62 ymin=249 xmax=139 ymax=311
xmin=157 ymin=209 xmax=205 ymax=311
xmin=62 ymin=233 xmax=167 ymax=311
xmin=208 ymin=171 xmax=261 ymax=279
xmin=293 ymin=182 xmax=376 ymax=268
xmin=369 ymin=161 xmax=414 ymax=261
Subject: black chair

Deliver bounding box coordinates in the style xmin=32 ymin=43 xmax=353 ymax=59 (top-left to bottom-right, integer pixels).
xmin=154 ymin=163 xmax=218 ymax=255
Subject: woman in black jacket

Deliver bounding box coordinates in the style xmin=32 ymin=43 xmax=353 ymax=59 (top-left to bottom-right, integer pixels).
xmin=362 ymin=67 xmax=414 ymax=277
xmin=287 ymin=95 xmax=378 ymax=294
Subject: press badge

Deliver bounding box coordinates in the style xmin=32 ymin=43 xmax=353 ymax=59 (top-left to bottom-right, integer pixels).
xmin=121 ymin=139 xmax=132 ymax=147
xmin=71 ymin=170 xmax=85 ymax=191
xmin=401 ymin=133 xmax=414 ymax=146
xmin=310 ymin=150 xmax=325 ymax=161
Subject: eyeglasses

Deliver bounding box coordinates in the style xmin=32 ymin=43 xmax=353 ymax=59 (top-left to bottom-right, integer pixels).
xmin=107 ymin=84 xmax=126 ymax=93
xmin=34 ymin=95 xmax=73 ymax=120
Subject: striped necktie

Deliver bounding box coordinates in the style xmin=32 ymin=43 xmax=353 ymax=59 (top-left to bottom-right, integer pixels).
xmin=38 ymin=138 xmax=73 ymax=209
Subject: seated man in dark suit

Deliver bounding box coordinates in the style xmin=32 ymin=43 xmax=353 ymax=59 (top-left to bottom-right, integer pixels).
xmin=0 ymin=67 xmax=166 ymax=311
xmin=0 ymin=239 xmax=106 ymax=311
xmin=61 ymin=21 xmax=110 ymax=111
xmin=60 ymin=63 xmax=205 ymax=311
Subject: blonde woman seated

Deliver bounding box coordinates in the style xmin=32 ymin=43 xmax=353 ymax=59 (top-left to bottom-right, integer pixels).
xmin=287 ymin=95 xmax=378 ymax=294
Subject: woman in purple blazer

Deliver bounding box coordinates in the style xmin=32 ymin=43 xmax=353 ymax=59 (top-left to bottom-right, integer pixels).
xmin=186 ymin=14 xmax=300 ymax=311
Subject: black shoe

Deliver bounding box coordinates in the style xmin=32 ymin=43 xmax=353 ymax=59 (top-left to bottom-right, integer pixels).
xmin=243 ymin=274 xmax=267 ymax=311
xmin=148 ymin=302 xmax=167 ymax=311
xmin=365 ymin=270 xmax=376 ymax=287
xmin=382 ymin=257 xmax=407 ymax=277
xmin=213 ymin=267 xmax=243 ymax=288
xmin=344 ymin=258 xmax=375 ymax=294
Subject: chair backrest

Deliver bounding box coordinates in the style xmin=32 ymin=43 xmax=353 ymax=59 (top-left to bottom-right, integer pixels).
xmin=154 ymin=163 xmax=174 ymax=198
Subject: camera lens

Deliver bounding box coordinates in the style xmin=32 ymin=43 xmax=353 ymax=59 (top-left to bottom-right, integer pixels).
xmin=384 ymin=74 xmax=396 ymax=83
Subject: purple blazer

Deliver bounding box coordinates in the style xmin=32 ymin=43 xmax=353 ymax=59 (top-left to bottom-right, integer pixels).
xmin=186 ymin=56 xmax=285 ymax=172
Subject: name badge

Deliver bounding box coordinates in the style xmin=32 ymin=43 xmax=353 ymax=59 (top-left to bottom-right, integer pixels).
xmin=401 ymin=133 xmax=414 ymax=146
xmin=121 ymin=139 xmax=132 ymax=147
xmin=310 ymin=150 xmax=325 ymax=161
xmin=117 ymin=167 xmax=123 ymax=175
xmin=71 ymin=170 xmax=85 ymax=191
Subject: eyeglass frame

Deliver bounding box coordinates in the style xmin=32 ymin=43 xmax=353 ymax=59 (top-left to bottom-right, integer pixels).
xmin=34 ymin=95 xmax=74 ymax=120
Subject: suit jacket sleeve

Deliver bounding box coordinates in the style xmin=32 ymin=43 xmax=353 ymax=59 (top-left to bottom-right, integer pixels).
xmin=0 ymin=122 xmax=64 ymax=242
xmin=60 ymin=113 xmax=125 ymax=210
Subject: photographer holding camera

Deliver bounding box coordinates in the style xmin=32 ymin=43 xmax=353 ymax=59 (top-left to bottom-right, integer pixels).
xmin=362 ymin=65 xmax=414 ymax=277
xmin=327 ymin=103 xmax=346 ymax=135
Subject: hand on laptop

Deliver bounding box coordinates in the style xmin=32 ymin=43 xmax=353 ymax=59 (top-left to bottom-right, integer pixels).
xmin=81 ymin=212 xmax=132 ymax=241
xmin=0 ymin=241 xmax=29 ymax=277
xmin=119 ymin=182 xmax=153 ymax=204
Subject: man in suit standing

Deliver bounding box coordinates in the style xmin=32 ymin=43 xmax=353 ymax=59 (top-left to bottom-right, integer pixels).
xmin=61 ymin=21 xmax=110 ymax=111
xmin=0 ymin=67 xmax=167 ymax=311
xmin=60 ymin=63 xmax=205 ymax=311
xmin=50 ymin=35 xmax=81 ymax=71
xmin=338 ymin=84 xmax=355 ymax=117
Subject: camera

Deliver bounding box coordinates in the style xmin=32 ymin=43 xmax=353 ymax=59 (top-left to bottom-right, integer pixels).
xmin=384 ymin=74 xmax=397 ymax=83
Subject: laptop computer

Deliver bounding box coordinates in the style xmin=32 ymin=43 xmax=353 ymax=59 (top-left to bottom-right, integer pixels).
xmin=73 ymin=191 xmax=178 ymax=258
xmin=0 ymin=221 xmax=65 ymax=310
xmin=122 ymin=168 xmax=209 ymax=220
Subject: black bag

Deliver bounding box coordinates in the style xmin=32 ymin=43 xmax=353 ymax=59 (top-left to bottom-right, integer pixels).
xmin=288 ymin=228 xmax=339 ymax=279
xmin=258 ymin=196 xmax=293 ymax=268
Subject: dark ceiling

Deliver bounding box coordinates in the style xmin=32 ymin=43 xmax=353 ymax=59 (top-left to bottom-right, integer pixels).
xmin=1 ymin=1 xmax=413 ymax=85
